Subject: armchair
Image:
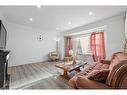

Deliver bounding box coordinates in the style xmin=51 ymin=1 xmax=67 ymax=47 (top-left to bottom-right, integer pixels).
xmin=48 ymin=51 xmax=59 ymax=61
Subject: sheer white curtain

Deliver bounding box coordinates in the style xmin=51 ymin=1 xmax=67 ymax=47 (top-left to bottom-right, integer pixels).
xmin=72 ymin=36 xmax=91 ymax=55
xmin=72 ymin=38 xmax=78 ymax=56
xmin=124 ymin=12 xmax=127 ymax=53
xmin=125 ymin=12 xmax=127 ymax=39
xmin=79 ymin=36 xmax=90 ymax=54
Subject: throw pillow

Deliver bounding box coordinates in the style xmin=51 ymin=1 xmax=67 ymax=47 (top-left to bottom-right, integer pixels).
xmin=51 ymin=52 xmax=57 ymax=56
xmin=87 ymin=69 xmax=110 ymax=83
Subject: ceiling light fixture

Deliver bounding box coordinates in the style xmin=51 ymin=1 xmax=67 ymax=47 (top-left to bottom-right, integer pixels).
xmin=29 ymin=18 xmax=33 ymax=21
xmin=88 ymin=11 xmax=93 ymax=16
xmin=68 ymin=21 xmax=72 ymax=25
xmin=56 ymin=28 xmax=59 ymax=30
xmin=37 ymin=5 xmax=41 ymax=8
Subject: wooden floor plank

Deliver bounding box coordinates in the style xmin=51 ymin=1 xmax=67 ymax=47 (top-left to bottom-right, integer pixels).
xmin=8 ymin=61 xmax=68 ymax=89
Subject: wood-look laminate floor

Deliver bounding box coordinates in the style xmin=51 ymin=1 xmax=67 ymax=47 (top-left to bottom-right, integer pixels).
xmin=8 ymin=61 xmax=68 ymax=89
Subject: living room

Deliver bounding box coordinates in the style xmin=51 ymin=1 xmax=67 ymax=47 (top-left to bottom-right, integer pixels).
xmin=0 ymin=4 xmax=127 ymax=92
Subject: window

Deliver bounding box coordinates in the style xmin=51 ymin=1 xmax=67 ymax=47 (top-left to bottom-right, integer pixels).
xmin=71 ymin=26 xmax=106 ymax=62
xmin=74 ymin=35 xmax=92 ymax=55
xmin=72 ymin=35 xmax=92 ymax=62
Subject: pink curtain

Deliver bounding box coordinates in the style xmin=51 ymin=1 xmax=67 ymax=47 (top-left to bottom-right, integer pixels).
xmin=90 ymin=32 xmax=106 ymax=62
xmin=65 ymin=37 xmax=72 ymax=57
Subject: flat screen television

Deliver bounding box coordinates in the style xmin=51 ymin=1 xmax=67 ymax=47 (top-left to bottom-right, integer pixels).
xmin=0 ymin=20 xmax=7 ymax=49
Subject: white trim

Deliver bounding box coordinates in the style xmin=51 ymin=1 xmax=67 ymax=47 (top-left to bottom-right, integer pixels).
xmin=64 ymin=25 xmax=107 ymax=37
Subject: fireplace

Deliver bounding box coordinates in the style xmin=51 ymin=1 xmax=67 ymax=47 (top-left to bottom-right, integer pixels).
xmin=0 ymin=50 xmax=10 ymax=89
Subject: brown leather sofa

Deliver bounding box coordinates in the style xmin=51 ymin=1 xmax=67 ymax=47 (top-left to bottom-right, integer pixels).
xmin=68 ymin=52 xmax=127 ymax=89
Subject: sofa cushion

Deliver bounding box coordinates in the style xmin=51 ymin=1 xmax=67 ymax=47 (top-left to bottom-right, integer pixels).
xmin=81 ymin=62 xmax=109 ymax=73
xmin=51 ymin=53 xmax=57 ymax=56
xmin=87 ymin=69 xmax=110 ymax=83
xmin=106 ymin=52 xmax=127 ymax=86
xmin=75 ymin=76 xmax=110 ymax=89
xmin=93 ymin=63 xmax=109 ymax=70
xmin=109 ymin=55 xmax=120 ymax=70
xmin=109 ymin=52 xmax=127 ymax=70
xmin=106 ymin=60 xmax=127 ymax=87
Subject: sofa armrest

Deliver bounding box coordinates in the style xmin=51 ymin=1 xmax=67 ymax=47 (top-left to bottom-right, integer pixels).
xmin=75 ymin=76 xmax=110 ymax=89
xmin=100 ymin=59 xmax=111 ymax=64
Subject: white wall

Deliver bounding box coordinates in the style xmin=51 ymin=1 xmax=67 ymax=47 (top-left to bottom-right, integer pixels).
xmin=5 ymin=22 xmax=58 ymax=67
xmin=61 ymin=13 xmax=125 ymax=59
xmin=0 ymin=12 xmax=6 ymax=21
xmin=57 ymin=32 xmax=65 ymax=60
xmin=125 ymin=12 xmax=127 ymax=38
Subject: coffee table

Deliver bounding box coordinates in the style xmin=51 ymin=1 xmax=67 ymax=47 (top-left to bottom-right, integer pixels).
xmin=55 ymin=62 xmax=87 ymax=80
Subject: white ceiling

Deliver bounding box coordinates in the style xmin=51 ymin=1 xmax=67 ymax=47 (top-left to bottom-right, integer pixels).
xmin=0 ymin=6 xmax=127 ymax=32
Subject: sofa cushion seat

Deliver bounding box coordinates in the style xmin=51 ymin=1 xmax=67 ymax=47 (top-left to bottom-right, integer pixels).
xmin=75 ymin=76 xmax=110 ymax=89
xmin=87 ymin=69 xmax=110 ymax=82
